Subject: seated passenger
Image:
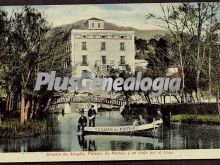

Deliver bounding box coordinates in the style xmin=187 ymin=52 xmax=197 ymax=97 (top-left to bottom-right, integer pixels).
xmin=139 ymin=115 xmax=146 ymax=125
xmin=155 ymin=110 xmax=163 ymax=120
xmin=133 ymin=115 xmax=146 ymax=126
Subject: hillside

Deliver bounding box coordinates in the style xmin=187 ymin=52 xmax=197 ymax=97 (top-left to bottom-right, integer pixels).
xmin=53 ymin=19 xmax=167 ymax=41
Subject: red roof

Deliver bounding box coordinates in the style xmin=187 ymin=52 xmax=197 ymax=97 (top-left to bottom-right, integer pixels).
xmin=87 ymin=17 xmax=104 ymax=21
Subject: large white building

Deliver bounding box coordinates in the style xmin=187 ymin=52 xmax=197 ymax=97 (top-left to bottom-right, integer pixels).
xmin=66 ymin=18 xmax=135 ymax=77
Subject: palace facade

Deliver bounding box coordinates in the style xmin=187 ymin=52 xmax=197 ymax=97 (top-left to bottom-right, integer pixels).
xmin=67 ymin=18 xmax=135 ymax=77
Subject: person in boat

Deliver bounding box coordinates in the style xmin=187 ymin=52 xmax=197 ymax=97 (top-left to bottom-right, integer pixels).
xmin=77 ymin=112 xmax=87 ymax=131
xmin=80 ymin=108 xmax=84 ymax=114
xmin=155 ymin=110 xmax=163 ymax=120
xmin=88 ymin=105 xmax=97 ymax=127
xmin=139 ymin=115 xmax=146 ymax=124
xmin=133 ymin=115 xmax=146 ymax=126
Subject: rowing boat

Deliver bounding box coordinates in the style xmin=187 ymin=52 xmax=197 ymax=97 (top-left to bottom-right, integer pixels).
xmin=83 ymin=119 xmax=163 ymax=137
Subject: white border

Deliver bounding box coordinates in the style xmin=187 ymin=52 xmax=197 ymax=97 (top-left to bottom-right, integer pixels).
xmin=0 ymin=149 xmax=220 ymax=162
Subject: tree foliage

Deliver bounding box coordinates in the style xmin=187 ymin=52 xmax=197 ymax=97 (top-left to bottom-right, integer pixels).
xmin=0 ymin=6 xmax=71 ymax=123
xmin=146 ymin=2 xmax=220 ymax=102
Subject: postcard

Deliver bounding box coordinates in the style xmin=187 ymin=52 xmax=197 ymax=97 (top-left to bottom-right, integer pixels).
xmin=0 ymin=1 xmax=220 ymax=162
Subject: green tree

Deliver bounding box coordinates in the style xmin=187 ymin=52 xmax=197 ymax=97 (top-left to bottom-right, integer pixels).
xmin=0 ymin=8 xmax=14 ymax=111
xmin=0 ymin=6 xmax=71 ymax=123
xmin=147 ymin=2 xmax=220 ymax=102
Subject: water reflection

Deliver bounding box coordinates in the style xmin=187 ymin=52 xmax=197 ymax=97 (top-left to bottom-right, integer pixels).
xmin=0 ymin=135 xmax=61 ymax=152
xmin=162 ymin=123 xmax=220 ymax=149
xmin=77 ymin=135 xmax=87 ymax=151
xmin=88 ymin=140 xmax=97 ymax=151
xmin=77 ymin=135 xmax=97 ymax=151
xmin=76 ymin=134 xmax=163 ymax=151
xmin=0 ymin=111 xmax=220 ymax=152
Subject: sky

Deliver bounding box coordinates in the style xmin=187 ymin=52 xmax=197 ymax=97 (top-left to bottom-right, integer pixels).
xmin=3 ymin=3 xmax=166 ymax=30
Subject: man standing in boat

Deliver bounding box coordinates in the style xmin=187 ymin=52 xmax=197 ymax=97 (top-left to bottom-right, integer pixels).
xmin=77 ymin=112 xmax=87 ymax=131
xmin=155 ymin=110 xmax=163 ymax=120
xmin=88 ymin=105 xmax=97 ymax=127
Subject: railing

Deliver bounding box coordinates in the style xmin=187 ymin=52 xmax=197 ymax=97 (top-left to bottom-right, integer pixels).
xmin=51 ymin=96 xmax=126 ymax=106
xmin=118 ymin=63 xmax=127 ymax=70
xmin=94 ymin=60 xmax=115 ymax=72
xmin=119 ymin=61 xmax=126 ymax=65
xmin=95 ymin=60 xmax=114 ymax=66
xmin=80 ymin=61 xmax=89 ymax=66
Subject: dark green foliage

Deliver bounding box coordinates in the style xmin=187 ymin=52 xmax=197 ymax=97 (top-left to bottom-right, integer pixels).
xmin=0 ymin=120 xmax=47 ymax=137
xmin=0 ymin=6 xmax=71 ymax=121
xmin=135 ymin=37 xmax=148 ymax=54
xmin=171 ymin=114 xmax=220 ymax=125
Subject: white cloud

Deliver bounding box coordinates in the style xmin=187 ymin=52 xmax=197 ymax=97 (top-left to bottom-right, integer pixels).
xmin=3 ymin=3 xmax=168 ymax=30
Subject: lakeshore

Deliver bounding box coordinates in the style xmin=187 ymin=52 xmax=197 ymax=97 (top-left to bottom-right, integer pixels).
xmin=0 ymin=120 xmax=47 ymax=138
xmin=170 ymin=114 xmax=220 ymax=125
xmin=0 ymin=111 xmax=220 ymax=152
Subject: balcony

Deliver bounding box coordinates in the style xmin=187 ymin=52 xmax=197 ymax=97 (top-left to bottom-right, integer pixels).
xmin=80 ymin=61 xmax=89 ymax=66
xmin=118 ymin=65 xmax=127 ymax=70
xmin=118 ymin=61 xmax=129 ymax=71
xmin=119 ymin=61 xmax=126 ymax=66
xmin=95 ymin=60 xmax=114 ymax=72
xmin=95 ymin=60 xmax=114 ymax=66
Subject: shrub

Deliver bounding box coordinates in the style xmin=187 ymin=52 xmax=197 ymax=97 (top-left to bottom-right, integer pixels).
xmin=0 ymin=120 xmax=47 ymax=138
xmin=170 ymin=114 xmax=220 ymax=125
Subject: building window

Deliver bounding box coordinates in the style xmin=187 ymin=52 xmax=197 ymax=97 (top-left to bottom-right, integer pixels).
xmin=82 ymin=70 xmax=91 ymax=79
xmin=92 ymin=23 xmax=94 ymax=28
xmin=82 ymin=70 xmax=87 ymax=74
xmin=102 ymin=35 xmax=106 ymax=38
xmin=82 ymin=42 xmax=87 ymax=50
xmin=98 ymin=23 xmax=101 ymax=28
xmin=101 ymin=42 xmax=106 ymax=51
xmin=120 ymin=35 xmax=125 ymax=39
xmin=120 ymin=56 xmax=125 ymax=65
xmin=67 ymin=56 xmax=71 ymax=65
xmin=63 ymin=60 xmax=68 ymax=69
xmin=102 ymin=56 xmax=106 ymax=64
xmin=66 ymin=43 xmax=71 ymax=53
xmin=82 ymin=55 xmax=88 ymax=65
xmin=120 ymin=42 xmax=125 ymax=51
xmin=66 ymin=44 xmax=68 ymax=53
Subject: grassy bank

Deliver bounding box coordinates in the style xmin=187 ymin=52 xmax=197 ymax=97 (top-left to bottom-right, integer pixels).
xmin=0 ymin=120 xmax=47 ymax=138
xmin=171 ymin=114 xmax=220 ymax=125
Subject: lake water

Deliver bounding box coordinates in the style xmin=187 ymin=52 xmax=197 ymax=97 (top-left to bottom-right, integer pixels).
xmin=0 ymin=111 xmax=220 ymax=152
